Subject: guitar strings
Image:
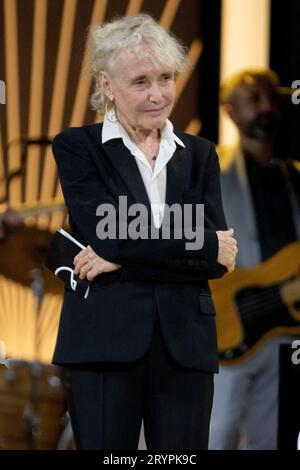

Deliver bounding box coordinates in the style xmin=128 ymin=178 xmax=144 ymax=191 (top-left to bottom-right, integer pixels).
xmin=235 ymin=287 xmax=283 ymax=320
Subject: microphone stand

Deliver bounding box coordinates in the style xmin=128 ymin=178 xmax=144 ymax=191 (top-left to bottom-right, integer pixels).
xmin=23 ymin=268 xmax=44 ymax=449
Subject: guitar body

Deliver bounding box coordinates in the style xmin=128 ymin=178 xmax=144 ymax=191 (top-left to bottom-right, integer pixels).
xmin=209 ymin=241 xmax=300 ymax=365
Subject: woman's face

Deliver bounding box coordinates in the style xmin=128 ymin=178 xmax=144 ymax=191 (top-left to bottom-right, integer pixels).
xmin=102 ymin=50 xmax=176 ymax=131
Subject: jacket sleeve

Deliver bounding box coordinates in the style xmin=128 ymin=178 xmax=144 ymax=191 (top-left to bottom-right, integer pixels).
xmin=52 ymin=129 xmax=223 ymax=278
xmin=120 ymin=140 xmax=228 ymax=282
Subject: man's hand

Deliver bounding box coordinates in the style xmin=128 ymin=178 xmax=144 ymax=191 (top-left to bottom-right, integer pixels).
xmin=216 ymin=228 xmax=238 ymax=274
xmin=73 ymin=245 xmax=122 ymax=281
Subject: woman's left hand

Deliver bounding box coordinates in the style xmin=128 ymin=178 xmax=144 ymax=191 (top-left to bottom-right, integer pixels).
xmin=73 ymin=245 xmax=122 ymax=281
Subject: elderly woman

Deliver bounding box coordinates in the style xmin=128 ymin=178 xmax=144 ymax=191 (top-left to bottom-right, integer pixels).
xmin=52 ymin=14 xmax=237 ymax=450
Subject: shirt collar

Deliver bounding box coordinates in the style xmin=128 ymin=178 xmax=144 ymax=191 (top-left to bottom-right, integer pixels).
xmin=101 ymin=108 xmax=185 ymax=148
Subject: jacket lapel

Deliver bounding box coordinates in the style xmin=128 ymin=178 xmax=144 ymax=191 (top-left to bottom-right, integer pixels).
xmin=102 ymin=139 xmax=152 ymax=213
xmin=104 ymin=140 xmax=185 ymax=207
xmin=90 ymin=123 xmax=187 ymax=226
xmin=164 ymin=146 xmax=186 ymax=211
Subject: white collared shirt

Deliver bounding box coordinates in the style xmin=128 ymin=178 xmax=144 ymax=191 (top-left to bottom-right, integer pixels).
xmin=102 ymin=110 xmax=185 ymax=228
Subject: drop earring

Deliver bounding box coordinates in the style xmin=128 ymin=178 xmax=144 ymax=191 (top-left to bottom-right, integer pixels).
xmin=105 ymin=99 xmax=118 ymax=123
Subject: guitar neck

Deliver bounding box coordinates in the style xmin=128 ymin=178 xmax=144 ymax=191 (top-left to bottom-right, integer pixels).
xmin=211 ymin=240 xmax=300 ymax=363
xmin=0 ymin=198 xmax=66 ymax=219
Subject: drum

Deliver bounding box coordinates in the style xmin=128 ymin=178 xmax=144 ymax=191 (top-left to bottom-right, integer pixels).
xmin=0 ymin=360 xmax=67 ymax=449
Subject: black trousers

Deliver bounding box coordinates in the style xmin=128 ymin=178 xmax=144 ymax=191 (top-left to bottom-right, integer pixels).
xmin=65 ymin=313 xmax=214 ymax=450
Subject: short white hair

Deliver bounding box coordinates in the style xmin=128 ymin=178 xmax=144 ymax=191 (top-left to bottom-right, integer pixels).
xmin=89 ymin=14 xmax=188 ymax=114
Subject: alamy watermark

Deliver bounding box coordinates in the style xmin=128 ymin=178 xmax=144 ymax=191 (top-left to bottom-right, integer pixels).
xmin=95 ymin=197 xmax=204 ymax=250
xmin=291 ymin=339 xmax=300 ymax=365
xmin=291 ymin=80 xmax=300 ymax=105
xmin=0 ymin=80 xmax=5 ymax=104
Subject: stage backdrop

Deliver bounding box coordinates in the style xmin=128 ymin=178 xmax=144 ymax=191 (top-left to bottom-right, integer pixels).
xmin=0 ymin=0 xmax=221 ymax=234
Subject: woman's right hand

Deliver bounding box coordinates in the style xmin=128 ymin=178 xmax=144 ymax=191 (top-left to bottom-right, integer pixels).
xmin=216 ymin=228 xmax=238 ymax=274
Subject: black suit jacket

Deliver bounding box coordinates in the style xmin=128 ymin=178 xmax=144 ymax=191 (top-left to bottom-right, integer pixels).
xmin=51 ymin=123 xmax=227 ymax=372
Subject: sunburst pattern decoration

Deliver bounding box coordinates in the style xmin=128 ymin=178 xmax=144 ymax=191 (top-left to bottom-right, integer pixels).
xmin=0 ymin=274 xmax=62 ymax=362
